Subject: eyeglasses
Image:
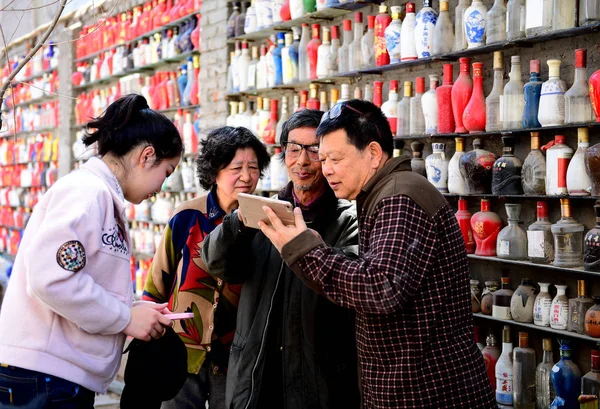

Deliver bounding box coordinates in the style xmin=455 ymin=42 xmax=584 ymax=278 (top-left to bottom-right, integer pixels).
xmin=321 ymin=102 xmax=383 ymax=140
xmin=283 ymin=142 xmax=320 ymax=162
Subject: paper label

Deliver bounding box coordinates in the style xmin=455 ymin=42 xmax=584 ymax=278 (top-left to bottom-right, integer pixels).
xmin=498 ymin=240 xmax=510 ymax=256
xmin=551 ymin=300 xmax=568 ymax=329
xmin=526 ymin=0 xmax=543 ymax=29
xmin=527 ymin=231 xmax=546 ymax=258
xmin=534 ymin=297 xmax=552 ymax=326
xmin=493 ymin=305 xmax=512 ymax=320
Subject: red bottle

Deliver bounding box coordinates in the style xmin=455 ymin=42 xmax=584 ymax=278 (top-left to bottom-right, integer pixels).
xmin=373 ymin=81 xmax=384 ymax=108
xmin=463 ymin=62 xmax=486 ymax=133
xmin=470 ymin=198 xmax=502 ymax=257
xmin=437 ymin=64 xmax=455 ymax=134
xmin=280 ymin=0 xmax=291 ymax=21
xmin=481 ymin=334 xmax=500 ymax=389
xmin=298 ymin=90 xmax=308 ymax=111
xmin=452 ymin=57 xmax=473 ymax=134
xmin=307 ymin=84 xmax=320 ymax=110
xmin=307 ymin=24 xmax=322 ymax=81
xmin=455 ymin=197 xmax=476 ymax=254
xmin=191 ymin=14 xmax=201 ymax=50
xmin=263 ymin=99 xmax=279 ymax=145
xmin=190 ymin=56 xmax=200 ymax=106
xmin=590 ymin=65 xmax=600 ymax=122
xmin=375 ymin=4 xmax=391 ymax=67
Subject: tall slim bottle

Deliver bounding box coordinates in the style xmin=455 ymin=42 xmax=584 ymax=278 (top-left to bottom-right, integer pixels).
xmin=553 ymin=0 xmax=578 ymax=30
xmin=452 ymin=57 xmax=473 ymax=134
xmin=565 ymin=49 xmax=593 ymax=124
xmin=415 ymin=0 xmax=438 ymax=59
xmin=536 ymin=339 xmax=556 ymax=409
xmin=453 ymin=0 xmax=469 ymax=51
xmin=448 ymin=137 xmax=468 ymax=195
xmin=538 ymin=59 xmax=567 ymax=127
xmin=482 ymin=333 xmax=501 ymax=389
xmin=247 ymin=46 xmax=259 ymax=90
xmin=432 ymin=1 xmax=453 ymax=56
xmin=338 ymin=20 xmax=353 ymax=73
xmin=298 ymin=23 xmax=310 ymax=82
xmin=282 ymin=33 xmax=296 ymax=85
xmin=397 ymin=81 xmax=412 ymax=137
xmin=526 ymin=0 xmax=552 ymax=37
xmin=522 ymin=60 xmax=542 ymax=128
xmin=506 ymin=0 xmax=526 ymax=41
xmin=375 ymin=4 xmax=392 ymax=66
xmin=328 ymin=25 xmax=340 ymax=76
xmin=496 ymin=325 xmax=514 ymax=407
xmin=486 ymin=51 xmax=504 ymax=132
xmin=502 ymin=56 xmax=525 ymax=130
xmin=567 ymin=128 xmax=592 ymax=196
xmin=238 ymin=41 xmax=252 ymax=92
xmin=400 ymin=3 xmax=417 ymax=61
xmin=316 ymin=27 xmax=331 ymax=79
xmin=349 ymin=12 xmax=364 ymax=71
xmin=437 ymin=64 xmax=455 ymax=134
xmin=361 ymin=16 xmax=375 ymax=68
xmin=306 ymin=24 xmax=322 ymax=80
xmin=381 ymin=80 xmax=399 ymax=136
xmin=422 ymin=74 xmax=439 ymax=134
xmin=486 ymin=0 xmax=507 ymax=44
xmin=463 ymin=61 xmax=486 ymax=133
xmin=513 ymin=332 xmax=536 ymax=409
xmin=410 ymin=77 xmax=426 ymax=136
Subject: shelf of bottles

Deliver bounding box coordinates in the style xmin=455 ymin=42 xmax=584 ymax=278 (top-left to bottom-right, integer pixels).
xmin=224 ymin=1 xmax=600 ymax=407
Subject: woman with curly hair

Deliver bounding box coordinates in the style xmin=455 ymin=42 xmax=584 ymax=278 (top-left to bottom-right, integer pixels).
xmin=142 ymin=126 xmax=270 ymax=409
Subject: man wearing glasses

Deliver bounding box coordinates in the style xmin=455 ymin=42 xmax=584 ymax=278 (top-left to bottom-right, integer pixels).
xmin=259 ymin=100 xmax=496 ymax=408
xmin=201 ymin=109 xmax=361 ymax=409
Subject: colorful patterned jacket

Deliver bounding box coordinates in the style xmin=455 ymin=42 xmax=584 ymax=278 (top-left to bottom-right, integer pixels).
xmin=142 ymin=191 xmax=240 ymax=374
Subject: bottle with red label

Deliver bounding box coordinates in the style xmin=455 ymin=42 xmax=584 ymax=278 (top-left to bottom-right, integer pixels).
xmin=381 ymin=80 xmax=399 ymax=136
xmin=437 ymin=63 xmax=455 ymax=134
xmin=306 ymin=24 xmax=322 ymax=81
xmin=374 ymin=4 xmax=391 ymax=66
xmin=455 ymin=197 xmax=475 ymax=253
xmin=543 ymin=135 xmax=573 ymax=196
xmin=263 ymin=99 xmax=279 ymax=145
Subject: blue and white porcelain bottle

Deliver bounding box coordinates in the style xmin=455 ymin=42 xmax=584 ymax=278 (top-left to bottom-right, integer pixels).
xmin=414 ymin=0 xmax=438 ymax=59
xmin=385 ymin=6 xmax=403 ymax=64
xmin=464 ymin=0 xmax=487 ymax=49
xmin=426 ymin=142 xmax=449 ymax=193
xmin=538 ymin=59 xmax=567 ymax=127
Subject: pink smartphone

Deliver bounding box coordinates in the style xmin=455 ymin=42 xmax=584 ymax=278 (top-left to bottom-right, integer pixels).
xmin=164 ymin=312 xmax=195 ymax=320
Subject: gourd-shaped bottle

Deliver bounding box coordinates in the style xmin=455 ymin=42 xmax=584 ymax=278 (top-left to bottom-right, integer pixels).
xmin=349 ymin=12 xmax=364 ymax=71
xmin=568 ymin=280 xmax=594 ymax=334
xmin=538 ymin=59 xmax=567 ymax=127
xmin=497 ymin=203 xmax=527 ymax=260
xmin=453 ymin=0 xmax=469 ymax=51
xmin=565 ymin=49 xmax=593 ymax=124
xmin=492 ymin=136 xmax=522 ymax=195
xmin=524 ymin=134 xmax=549 ymax=191
xmin=495 ymin=325 xmax=514 ymax=406
xmin=585 ymin=296 xmax=600 ymax=338
xmin=482 ymin=333 xmax=501 ymax=389
xmin=502 ymin=56 xmax=525 ymax=130
xmin=551 ymin=285 xmax=569 ymax=330
xmin=459 ymin=138 xmax=497 ymax=194
xmin=506 ymin=0 xmax=526 ymax=41
xmin=455 ymin=197 xmax=475 ymax=253
xmin=511 ymin=278 xmax=536 ymax=323
xmin=536 ymin=339 xmax=556 ymax=409
xmin=432 ymin=1 xmax=453 ymax=56
xmin=534 ymin=282 xmax=553 ymax=326
xmin=585 ymin=203 xmax=600 ymax=272
xmin=513 ymin=332 xmax=536 ymax=409
xmin=422 ymin=75 xmax=439 ymax=134
xmin=410 ymin=141 xmax=426 ymax=176
xmin=522 ymin=59 xmax=543 ymax=128
xmin=580 ymin=0 xmax=600 ymax=26
xmin=553 ymin=0 xmax=577 ymax=30
xmin=338 ymin=20 xmax=352 ymax=74
xmin=451 ymin=57 xmax=473 ymax=133
xmin=528 ymin=201 xmax=554 ymax=264
xmin=551 ymin=341 xmax=581 ymax=409
xmin=410 ymin=77 xmax=426 ymax=136
xmin=582 ymin=350 xmax=600 ymax=401
xmin=397 ymin=81 xmax=412 ymax=137
xmin=463 ymin=61 xmax=486 ymax=133
xmin=486 ymin=51 xmax=504 ymax=132
xmin=425 ymin=143 xmax=449 ymax=192
xmin=361 ymin=16 xmax=375 ymax=68
xmin=552 ymin=199 xmax=584 ymax=268
xmin=567 ymin=128 xmax=592 ymax=196
xmin=464 ymin=0 xmax=487 ymax=49
xmin=526 ymin=0 xmax=552 ymax=37
xmin=448 ymin=138 xmax=468 ymax=195
xmin=385 ymin=6 xmax=402 ymax=64
xmin=381 ymin=80 xmax=399 ymax=136
xmin=544 ymin=134 xmax=573 ymax=195
xmin=471 ymin=198 xmax=502 ymax=256
xmin=486 ymin=0 xmax=506 ymax=44
xmin=494 ymin=278 xmax=514 ymax=319
xmin=415 ymin=0 xmax=438 ymax=59
xmin=437 ymin=64 xmax=455 ymax=133
xmin=298 ymin=23 xmax=310 ymax=82
xmin=400 ymin=3 xmax=417 ymax=61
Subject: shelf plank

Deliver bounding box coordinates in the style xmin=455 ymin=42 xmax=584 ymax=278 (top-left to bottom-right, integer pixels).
xmin=443 ymin=193 xmax=600 ymax=201
xmin=467 ymin=254 xmax=597 ymax=276
xmin=473 ymin=312 xmax=600 ymax=343
xmin=1 ymin=93 xmax=59 ymax=112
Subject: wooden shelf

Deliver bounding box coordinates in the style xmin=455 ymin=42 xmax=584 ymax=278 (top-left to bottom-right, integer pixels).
xmin=73 ymin=50 xmax=200 ymax=91
xmin=443 ymin=193 xmax=600 ymax=201
xmin=467 ymin=254 xmax=598 ymax=276
xmin=473 ymin=313 xmax=600 ymax=343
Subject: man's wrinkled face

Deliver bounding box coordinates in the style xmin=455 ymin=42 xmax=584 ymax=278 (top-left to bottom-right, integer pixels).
xmin=284 ymin=127 xmax=323 ymax=192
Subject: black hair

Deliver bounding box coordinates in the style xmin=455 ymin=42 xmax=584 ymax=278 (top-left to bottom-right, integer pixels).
xmin=278 ymin=109 xmax=323 ymax=162
xmin=196 ymin=126 xmax=271 ymax=190
xmin=316 ymin=99 xmax=394 ymax=157
xmin=82 ymin=94 xmax=183 ymax=160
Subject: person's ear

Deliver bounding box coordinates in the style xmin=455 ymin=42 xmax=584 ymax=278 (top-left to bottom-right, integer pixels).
xmin=368 ymin=141 xmax=384 ymax=169
xmin=139 ymin=145 xmax=157 ymax=167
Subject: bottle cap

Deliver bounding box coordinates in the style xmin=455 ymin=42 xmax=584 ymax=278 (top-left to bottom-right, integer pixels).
xmin=411 ymin=141 xmax=424 ymax=156
xmin=455 ymin=137 xmax=464 ymax=152
xmin=473 ymin=62 xmax=484 ymax=77
xmin=578 ymin=127 xmax=589 ymax=143
xmin=511 ymin=55 xmax=521 ymax=64
xmin=312 ymin=23 xmax=321 ymax=37
xmin=493 ymin=51 xmax=504 ymax=70
xmin=355 ymin=12 xmax=363 ymax=23
xmin=537 ymin=201 xmax=548 ymax=218
xmin=530 ymin=132 xmax=540 ymax=149
xmin=379 ymin=4 xmax=388 ymax=13
xmin=403 ymin=81 xmax=413 ymax=97
xmin=530 ymin=59 xmax=541 ymax=74
xmin=440 ymin=1 xmax=449 ymax=12
xmin=331 ymin=25 xmax=339 ymax=39
xmin=548 ymin=59 xmax=562 ymax=77
xmin=277 ymin=32 xmax=285 ymax=42
xmin=406 ymin=2 xmax=415 ymax=13
xmin=285 ymin=33 xmax=293 ymax=46
xmin=576 ymin=49 xmax=587 ymax=69
xmin=354 ymin=86 xmax=362 ymax=99
xmin=518 ymin=332 xmax=529 ymax=348
xmin=560 ymin=198 xmax=571 ymax=218
xmin=367 ymin=15 xmax=376 ymax=29
xmin=542 ymin=338 xmax=552 ymax=351
xmin=242 ymin=40 xmax=249 ymax=49
xmin=578 ymin=280 xmax=587 ymax=297
xmin=443 ymin=64 xmax=453 ymax=84
xmin=502 ymin=325 xmax=511 ymax=344
xmin=415 ymin=77 xmax=425 ymax=93
xmin=459 ymin=57 xmax=471 ymax=72
xmin=322 ymin=27 xmax=331 ymax=43
xmin=389 ymin=80 xmax=399 ymax=93
xmin=391 ymin=7 xmax=401 ymax=19
xmin=555 ymin=134 xmax=565 ymax=144
xmin=343 ymin=19 xmax=352 ymax=31
xmin=458 ymin=197 xmax=468 ymax=210
xmin=429 ymin=74 xmax=440 ymax=89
